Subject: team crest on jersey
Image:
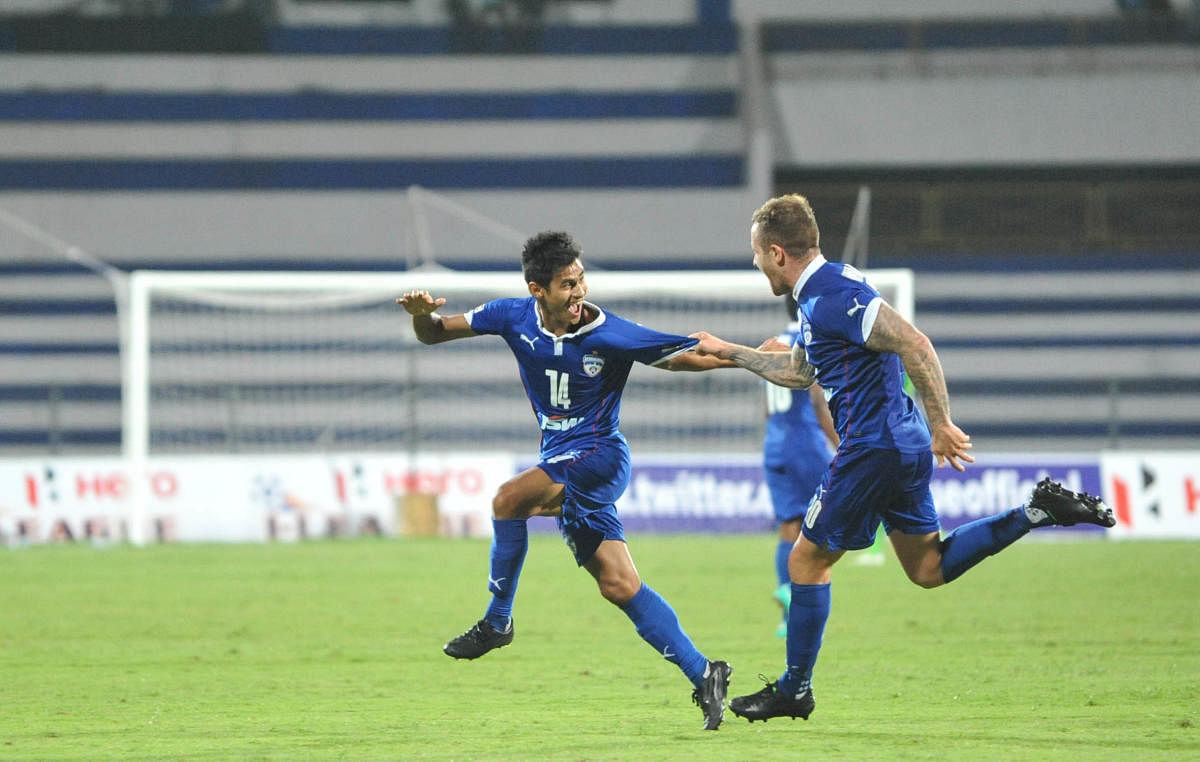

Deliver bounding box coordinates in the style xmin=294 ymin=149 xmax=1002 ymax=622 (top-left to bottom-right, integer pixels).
xmin=800 ymin=316 xmax=813 ymax=345
xmin=582 ymin=353 xmax=605 ymax=377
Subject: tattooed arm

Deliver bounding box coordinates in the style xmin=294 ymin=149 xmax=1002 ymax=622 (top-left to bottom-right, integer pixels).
xmin=689 ymin=331 xmax=817 ymax=389
xmin=863 ymin=302 xmax=974 ymax=471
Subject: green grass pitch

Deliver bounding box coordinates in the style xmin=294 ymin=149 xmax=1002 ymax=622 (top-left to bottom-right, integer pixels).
xmin=1 ymin=534 xmax=1197 ymax=760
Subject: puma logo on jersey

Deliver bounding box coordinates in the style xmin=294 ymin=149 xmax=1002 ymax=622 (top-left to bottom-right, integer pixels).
xmin=519 ymin=333 xmax=539 ymax=350
xmin=846 ymin=297 xmax=867 ymax=317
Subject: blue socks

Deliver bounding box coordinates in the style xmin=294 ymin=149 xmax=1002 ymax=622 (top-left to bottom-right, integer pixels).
xmin=939 ymin=506 xmax=1033 ymax=584
xmin=773 ymin=507 xmax=1036 ymax=697
xmin=779 ymin=582 xmax=830 ymax=697
xmin=483 ymin=518 xmax=528 ymax=631
xmin=775 ymin=540 xmax=792 ymax=588
xmin=620 ymin=583 xmax=709 ymax=687
xmin=482 ymin=525 xmax=709 ymax=687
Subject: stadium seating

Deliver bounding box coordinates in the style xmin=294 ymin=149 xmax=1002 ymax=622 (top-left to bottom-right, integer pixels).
xmin=0 ymin=8 xmax=750 ymax=453
xmin=909 ymin=264 xmax=1200 ymax=452
xmin=3 ymin=256 xmax=1196 ymax=455
xmin=1 ymin=6 xmax=1197 ymax=455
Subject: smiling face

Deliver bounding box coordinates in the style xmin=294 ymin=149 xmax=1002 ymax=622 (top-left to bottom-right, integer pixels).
xmin=530 ymin=259 xmax=588 ymax=333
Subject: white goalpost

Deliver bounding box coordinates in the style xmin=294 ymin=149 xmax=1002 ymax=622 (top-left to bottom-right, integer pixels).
xmin=7 ymin=186 xmax=911 ymax=545
xmin=120 ymin=212 xmax=912 ymax=541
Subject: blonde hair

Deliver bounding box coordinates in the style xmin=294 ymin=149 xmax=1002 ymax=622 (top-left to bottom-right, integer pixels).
xmin=751 ymin=194 xmax=820 ymax=256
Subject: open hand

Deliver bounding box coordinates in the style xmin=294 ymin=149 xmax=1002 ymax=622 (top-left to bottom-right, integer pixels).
xmin=930 ymin=421 xmax=974 ymax=472
xmin=397 ymin=290 xmax=445 ymax=316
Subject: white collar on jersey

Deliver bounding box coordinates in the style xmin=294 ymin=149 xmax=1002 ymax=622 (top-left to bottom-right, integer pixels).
xmin=791 ymin=254 xmax=827 ymax=302
xmin=535 ymin=299 xmax=606 ymax=341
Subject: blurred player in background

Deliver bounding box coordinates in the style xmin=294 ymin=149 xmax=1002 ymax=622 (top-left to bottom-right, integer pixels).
xmin=759 ymin=294 xmax=839 ymax=638
xmin=398 ymin=230 xmax=734 ymax=730
xmin=691 ymin=194 xmax=1116 ymax=724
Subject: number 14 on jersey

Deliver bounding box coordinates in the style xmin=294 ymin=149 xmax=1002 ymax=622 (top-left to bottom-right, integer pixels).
xmin=545 ymin=369 xmax=572 ymax=409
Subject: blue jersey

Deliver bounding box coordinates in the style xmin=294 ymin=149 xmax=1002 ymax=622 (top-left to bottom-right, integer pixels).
xmin=465 ymin=297 xmax=698 ymax=459
xmin=793 ymin=255 xmax=930 ymax=454
xmin=763 ymin=323 xmax=832 ymax=470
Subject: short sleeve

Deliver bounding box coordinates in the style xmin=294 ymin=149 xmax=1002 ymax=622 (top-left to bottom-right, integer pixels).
xmin=602 ymin=314 xmax=698 ymax=366
xmin=807 ymin=286 xmax=881 ymax=347
xmin=464 ymin=298 xmax=518 ymax=336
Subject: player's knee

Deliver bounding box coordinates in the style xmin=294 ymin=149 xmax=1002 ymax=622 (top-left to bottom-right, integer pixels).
xmin=597 ymin=574 xmax=640 ymax=605
xmin=905 ymin=565 xmax=944 ymax=589
xmin=491 ymin=484 xmax=528 ymax=519
xmin=912 ymin=575 xmax=943 ymax=590
xmin=491 ymin=490 xmax=515 ymax=518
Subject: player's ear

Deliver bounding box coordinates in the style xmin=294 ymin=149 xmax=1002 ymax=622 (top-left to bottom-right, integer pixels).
xmin=772 ymin=244 xmax=788 ymax=265
xmin=527 ymin=281 xmax=544 ymax=299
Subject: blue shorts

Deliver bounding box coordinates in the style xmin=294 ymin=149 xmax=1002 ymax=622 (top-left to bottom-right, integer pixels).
xmin=536 ymin=438 xmax=630 ymax=565
xmin=764 ymin=451 xmax=828 ymax=523
xmin=556 ymin=505 xmax=627 ymax=566
xmin=801 ymin=446 xmax=941 ymax=552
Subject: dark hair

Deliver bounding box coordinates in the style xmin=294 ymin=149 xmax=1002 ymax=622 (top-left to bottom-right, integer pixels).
xmin=522 ymin=230 xmax=581 ymax=287
xmin=752 ymin=194 xmax=820 ymax=256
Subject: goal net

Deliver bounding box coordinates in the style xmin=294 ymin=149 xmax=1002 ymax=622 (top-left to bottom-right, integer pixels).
xmin=124 ymin=268 xmax=913 ymax=461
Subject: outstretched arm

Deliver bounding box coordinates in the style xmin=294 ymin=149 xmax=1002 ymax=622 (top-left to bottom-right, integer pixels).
xmin=689 ymin=331 xmax=817 ymax=389
xmin=396 ymin=290 xmax=477 ymax=344
xmin=659 ymin=349 xmax=738 ymax=372
xmin=864 ymin=301 xmax=973 ymax=471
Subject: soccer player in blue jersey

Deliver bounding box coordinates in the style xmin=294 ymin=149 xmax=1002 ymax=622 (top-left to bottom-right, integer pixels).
xmin=760 ymin=295 xmax=839 ymax=638
xmin=397 ymin=230 xmax=733 ymax=730
xmin=691 ymin=194 xmax=1116 ymax=723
